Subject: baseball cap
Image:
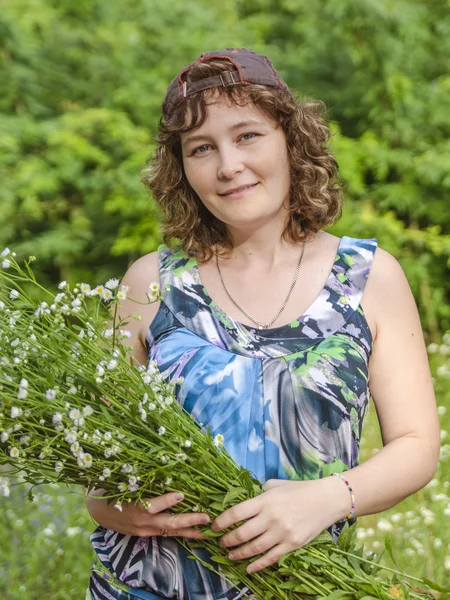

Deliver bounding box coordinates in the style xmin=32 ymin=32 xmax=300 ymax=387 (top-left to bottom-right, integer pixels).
xmin=162 ymin=48 xmax=290 ymax=119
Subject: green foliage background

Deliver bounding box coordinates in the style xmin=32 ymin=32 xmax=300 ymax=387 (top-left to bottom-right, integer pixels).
xmin=1 ymin=0 xmax=450 ymax=597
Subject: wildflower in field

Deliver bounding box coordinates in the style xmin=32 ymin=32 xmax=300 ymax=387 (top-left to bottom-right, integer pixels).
xmin=2 ymin=259 xmax=11 ymax=269
xmin=11 ymin=407 xmax=22 ymax=419
xmin=65 ymin=432 xmax=77 ymax=444
xmin=0 ymin=477 xmax=10 ymax=497
xmin=80 ymin=283 xmax=91 ymax=295
xmin=93 ymin=285 xmax=105 ymax=296
xmin=82 ymin=405 xmax=93 ymax=417
xmin=105 ymin=278 xmax=120 ymax=290
xmin=118 ymin=482 xmax=127 ymax=492
xmin=165 ymin=477 xmax=172 ymax=485
xmin=10 ymin=290 xmax=19 ymax=300
xmin=176 ymin=453 xmax=187 ymax=461
xmin=58 ymin=281 xmax=68 ymax=290
xmin=69 ymin=409 xmax=81 ymax=421
xmin=52 ymin=413 xmax=63 ymax=424
xmin=107 ymin=359 xmax=118 ymax=371
xmin=68 ymin=386 xmax=77 ymax=394
xmin=102 ymin=468 xmax=111 ymax=479
xmin=1 ymin=432 xmax=8 ymax=443
xmin=184 ymin=440 xmax=192 ymax=448
xmin=121 ymin=464 xmax=133 ymax=474
xmin=46 ymin=389 xmax=57 ymax=400
xmin=102 ymin=289 xmax=113 ymax=302
xmin=1 ymin=248 xmax=10 ymax=257
xmin=96 ymin=365 xmax=105 ymax=377
xmin=55 ymin=461 xmax=64 ymax=473
xmin=104 ymin=328 xmax=114 ymax=338
xmin=213 ymin=433 xmax=224 ymax=447
xmin=158 ymin=426 xmax=166 ymax=436
xmin=120 ymin=329 xmax=132 ymax=339
xmin=70 ymin=442 xmax=81 ymax=456
xmin=9 ymin=447 xmax=20 ymax=458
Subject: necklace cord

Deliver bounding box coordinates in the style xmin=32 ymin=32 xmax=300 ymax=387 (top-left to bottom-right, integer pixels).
xmin=216 ymin=241 xmax=307 ymax=329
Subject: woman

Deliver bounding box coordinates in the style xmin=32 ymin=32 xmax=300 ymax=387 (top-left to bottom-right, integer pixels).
xmin=85 ymin=48 xmax=440 ymax=600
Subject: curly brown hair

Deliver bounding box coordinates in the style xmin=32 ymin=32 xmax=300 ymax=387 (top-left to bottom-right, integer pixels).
xmin=142 ymin=58 xmax=343 ymax=261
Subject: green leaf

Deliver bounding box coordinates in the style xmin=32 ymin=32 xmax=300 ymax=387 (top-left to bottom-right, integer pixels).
xmin=422 ymin=578 xmax=450 ymax=593
xmin=222 ymin=486 xmax=246 ymax=506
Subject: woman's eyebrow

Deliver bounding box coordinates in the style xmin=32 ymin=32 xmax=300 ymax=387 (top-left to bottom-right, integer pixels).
xmin=182 ymin=119 xmax=266 ymax=147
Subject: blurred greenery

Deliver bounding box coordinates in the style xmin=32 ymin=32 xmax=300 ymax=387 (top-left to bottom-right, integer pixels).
xmin=1 ymin=0 xmax=450 ymax=596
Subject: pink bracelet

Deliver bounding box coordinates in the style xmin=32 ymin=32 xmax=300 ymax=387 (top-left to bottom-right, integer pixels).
xmin=331 ymin=472 xmax=356 ymax=520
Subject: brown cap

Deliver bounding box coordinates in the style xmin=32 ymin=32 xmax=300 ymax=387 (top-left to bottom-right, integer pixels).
xmin=162 ymin=48 xmax=290 ymax=119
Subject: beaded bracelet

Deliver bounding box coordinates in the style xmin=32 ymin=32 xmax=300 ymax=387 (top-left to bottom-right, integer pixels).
xmin=331 ymin=472 xmax=356 ymax=520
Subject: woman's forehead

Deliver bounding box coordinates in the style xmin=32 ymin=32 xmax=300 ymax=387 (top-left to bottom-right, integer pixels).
xmin=181 ymin=99 xmax=274 ymax=140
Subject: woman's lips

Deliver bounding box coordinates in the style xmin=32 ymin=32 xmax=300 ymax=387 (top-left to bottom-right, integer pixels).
xmin=219 ymin=183 xmax=258 ymax=199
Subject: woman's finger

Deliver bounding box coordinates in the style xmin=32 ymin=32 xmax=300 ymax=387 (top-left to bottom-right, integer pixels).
xmin=143 ymin=492 xmax=186 ymax=514
xmin=219 ymin=516 xmax=265 ymax=549
xmin=212 ymin=497 xmax=259 ymax=532
xmin=246 ymin=543 xmax=291 ymax=574
xmin=227 ymin=531 xmax=276 ymax=561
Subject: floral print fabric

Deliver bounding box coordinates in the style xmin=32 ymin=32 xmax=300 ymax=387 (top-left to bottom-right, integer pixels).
xmin=89 ymin=236 xmax=378 ymax=600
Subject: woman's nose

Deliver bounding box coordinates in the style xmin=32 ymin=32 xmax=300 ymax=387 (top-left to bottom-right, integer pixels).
xmin=217 ymin=149 xmax=244 ymax=180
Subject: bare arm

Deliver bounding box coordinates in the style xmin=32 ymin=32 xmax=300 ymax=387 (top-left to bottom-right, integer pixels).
xmin=84 ymin=252 xmax=210 ymax=537
xmin=326 ymin=247 xmax=440 ymax=518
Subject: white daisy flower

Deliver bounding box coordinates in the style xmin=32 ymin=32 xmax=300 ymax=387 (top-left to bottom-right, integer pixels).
xmin=107 ymin=359 xmax=117 ymax=371
xmin=82 ymin=453 xmax=93 ymax=468
xmin=58 ymin=281 xmax=68 ymax=290
xmin=121 ymin=464 xmax=133 ymax=473
xmin=103 ymin=431 xmax=112 ymax=441
xmin=96 ymin=365 xmax=105 ymax=377
xmin=1 ymin=248 xmax=10 ymax=257
xmin=93 ymin=285 xmax=105 ymax=296
xmin=52 ymin=413 xmax=63 ymax=424
xmin=176 ymin=453 xmax=187 ymax=461
xmin=117 ymin=482 xmax=127 ymax=492
xmin=147 ymin=290 xmax=159 ymax=302
xmin=19 ymin=378 xmax=28 ymax=389
xmin=102 ymin=468 xmax=111 ymax=478
xmin=70 ymin=441 xmax=80 ymax=455
xmin=213 ymin=433 xmax=224 ymax=447
xmin=184 ymin=440 xmax=192 ymax=448
xmin=2 ymin=259 xmax=11 ymax=269
xmin=11 ymin=406 xmax=22 ymax=418
xmin=80 ymin=283 xmax=91 ymax=294
xmin=0 ymin=300 xmax=5 ymax=309
xmin=149 ymin=281 xmax=160 ymax=292
xmin=69 ymin=409 xmax=81 ymax=420
xmin=68 ymin=386 xmax=77 ymax=394
xmin=102 ymin=289 xmax=113 ymax=301
xmin=105 ymin=278 xmax=120 ymax=290
xmin=103 ymin=328 xmax=114 ymax=338
xmin=82 ymin=405 xmax=93 ymax=417
xmin=65 ymin=431 xmax=77 ymax=444
xmin=9 ymin=289 xmax=19 ymax=300
xmin=128 ymin=482 xmax=140 ymax=492
xmin=9 ymin=447 xmax=20 ymax=458
xmin=55 ymin=461 xmax=64 ymax=473
xmin=1 ymin=432 xmax=9 ymax=443
xmin=158 ymin=426 xmax=166 ymax=436
xmin=18 ymin=387 xmax=28 ymax=400
xmin=71 ymin=299 xmax=81 ymax=308
xmin=54 ymin=293 xmax=65 ymax=303
xmin=46 ymin=389 xmax=57 ymax=400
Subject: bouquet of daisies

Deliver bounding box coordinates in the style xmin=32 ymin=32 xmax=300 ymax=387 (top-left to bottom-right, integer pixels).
xmin=0 ymin=248 xmax=447 ymax=600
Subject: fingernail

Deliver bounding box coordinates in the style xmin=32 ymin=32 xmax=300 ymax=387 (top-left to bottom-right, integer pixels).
xmin=247 ymin=565 xmax=255 ymax=573
xmin=200 ymin=515 xmax=210 ymax=524
xmin=175 ymin=493 xmax=184 ymax=500
xmin=211 ymin=522 xmax=218 ymax=532
xmin=228 ymin=552 xmax=235 ymax=560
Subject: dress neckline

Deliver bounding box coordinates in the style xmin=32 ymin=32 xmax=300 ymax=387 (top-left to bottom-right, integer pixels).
xmin=189 ymin=236 xmax=346 ymax=336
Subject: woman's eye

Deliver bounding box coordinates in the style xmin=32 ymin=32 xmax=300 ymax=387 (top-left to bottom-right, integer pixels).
xmin=192 ymin=144 xmax=211 ymax=155
xmin=240 ymin=132 xmax=258 ymax=141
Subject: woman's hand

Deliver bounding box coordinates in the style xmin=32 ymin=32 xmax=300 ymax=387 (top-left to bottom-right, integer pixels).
xmin=211 ymin=477 xmax=349 ymax=573
xmin=85 ymin=489 xmax=211 ymax=539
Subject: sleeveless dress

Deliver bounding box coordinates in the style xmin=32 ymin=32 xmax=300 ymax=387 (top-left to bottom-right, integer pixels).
xmin=88 ymin=236 xmax=378 ymax=600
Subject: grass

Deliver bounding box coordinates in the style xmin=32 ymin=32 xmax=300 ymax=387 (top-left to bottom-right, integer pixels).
xmin=1 ymin=341 xmax=449 ymax=598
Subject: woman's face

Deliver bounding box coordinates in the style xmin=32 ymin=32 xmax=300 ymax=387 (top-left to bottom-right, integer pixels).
xmin=180 ymin=99 xmax=291 ymax=234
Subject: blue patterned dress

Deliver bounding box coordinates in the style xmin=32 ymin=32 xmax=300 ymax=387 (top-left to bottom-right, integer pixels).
xmin=88 ymin=236 xmax=378 ymax=600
